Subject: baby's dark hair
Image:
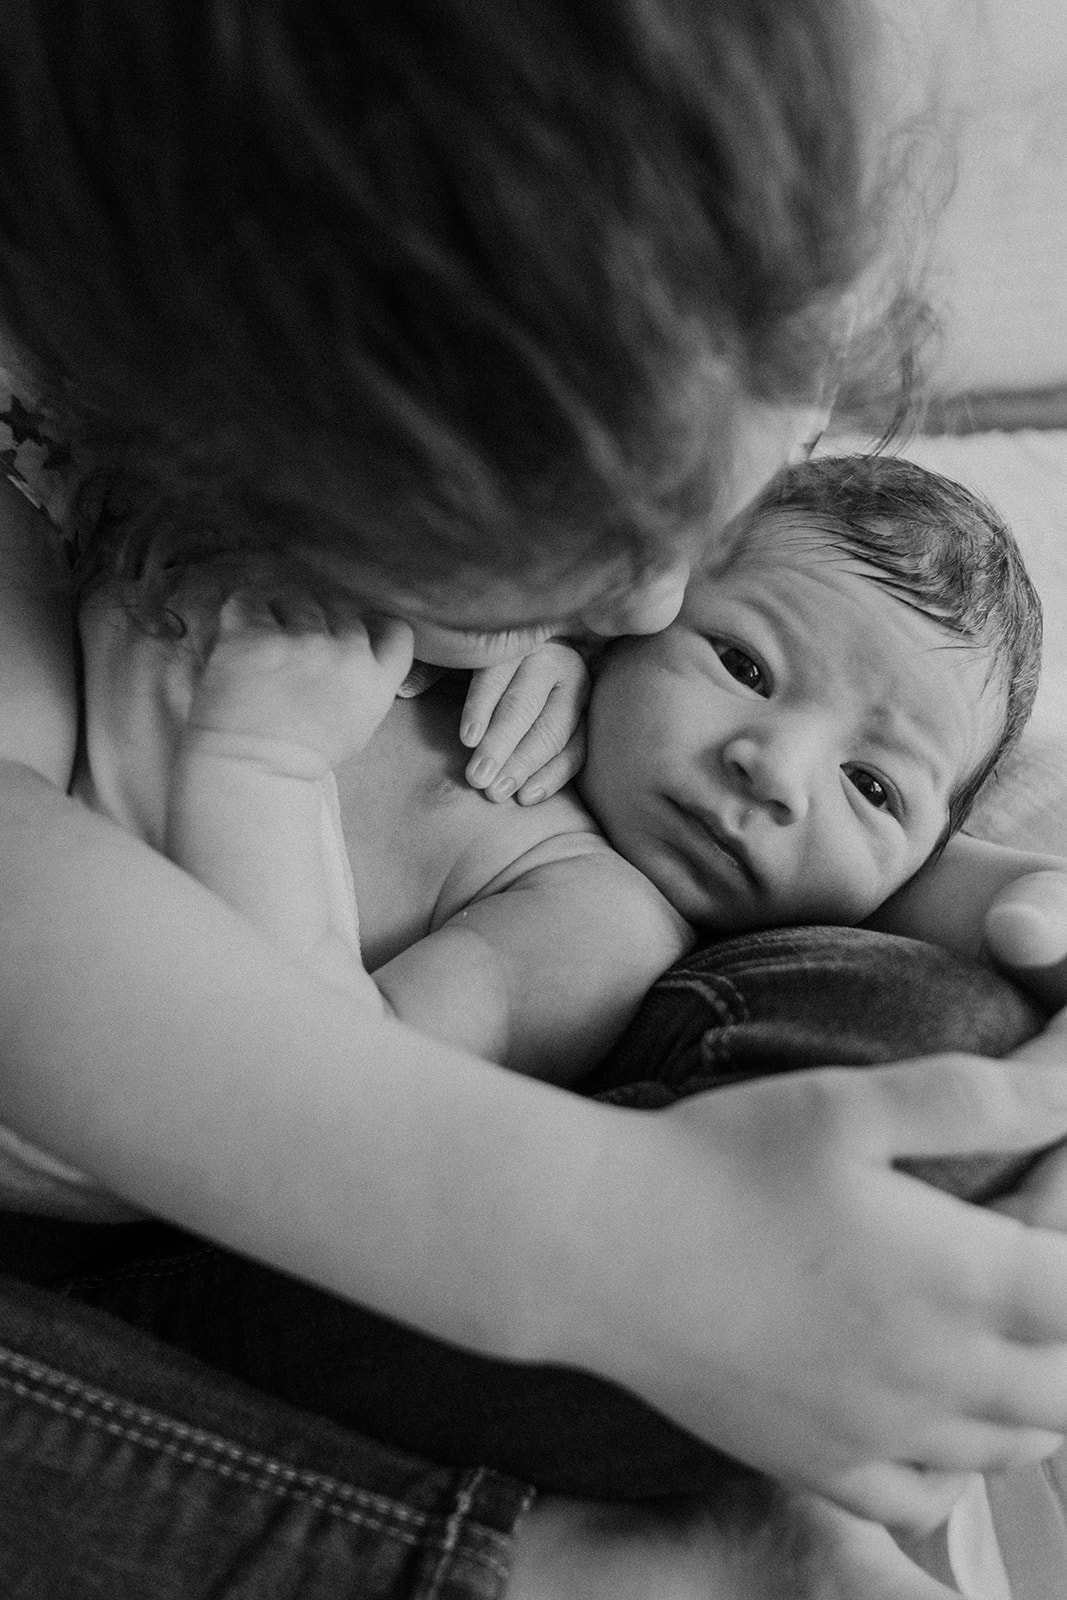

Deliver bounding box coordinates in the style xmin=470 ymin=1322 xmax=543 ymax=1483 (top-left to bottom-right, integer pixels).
xmin=0 ymin=0 xmax=923 ymax=623
xmin=749 ymin=454 xmax=1042 ymax=843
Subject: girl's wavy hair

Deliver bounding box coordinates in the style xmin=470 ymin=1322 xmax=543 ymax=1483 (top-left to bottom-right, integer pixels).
xmin=0 ymin=0 xmax=925 ymax=624
xmin=748 ymin=454 xmax=1043 ymax=844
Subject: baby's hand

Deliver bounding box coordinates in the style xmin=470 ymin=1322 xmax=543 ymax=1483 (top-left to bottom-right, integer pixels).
xmin=186 ymin=594 xmax=414 ymax=778
xmin=460 ymin=640 xmax=590 ymax=804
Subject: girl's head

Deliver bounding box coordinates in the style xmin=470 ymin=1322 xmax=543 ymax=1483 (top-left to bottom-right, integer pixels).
xmin=0 ymin=0 xmax=918 ymax=638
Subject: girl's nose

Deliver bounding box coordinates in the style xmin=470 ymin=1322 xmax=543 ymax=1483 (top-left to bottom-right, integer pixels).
xmin=580 ymin=561 xmax=689 ymax=639
xmin=722 ymin=726 xmax=815 ymax=823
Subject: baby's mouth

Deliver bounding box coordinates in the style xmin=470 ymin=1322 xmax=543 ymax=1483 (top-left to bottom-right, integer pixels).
xmin=669 ymin=800 xmax=761 ymax=889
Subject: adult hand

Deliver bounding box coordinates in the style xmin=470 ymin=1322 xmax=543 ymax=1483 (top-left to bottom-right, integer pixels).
xmin=984 ymin=867 xmax=1067 ymax=1013
xmin=563 ymin=1051 xmax=1067 ymax=1530
xmin=979 ymin=868 xmax=1067 ymax=1231
xmin=983 ymin=869 xmax=1067 ymax=1228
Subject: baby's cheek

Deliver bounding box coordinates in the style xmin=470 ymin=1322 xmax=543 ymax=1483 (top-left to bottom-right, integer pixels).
xmin=794 ymin=837 xmax=890 ymax=929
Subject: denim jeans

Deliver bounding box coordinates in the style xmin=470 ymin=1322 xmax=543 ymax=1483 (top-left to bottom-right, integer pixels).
xmin=0 ymin=925 xmax=1050 ymax=1590
xmin=0 ymin=1268 xmax=531 ymax=1598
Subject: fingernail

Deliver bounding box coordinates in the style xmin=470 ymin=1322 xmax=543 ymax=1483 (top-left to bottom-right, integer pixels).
xmin=487 ymin=776 xmax=516 ymax=800
xmin=461 ymin=720 xmax=484 ymax=747
xmin=469 ymin=757 xmax=496 ymax=786
xmin=520 ymin=787 xmax=545 ymax=806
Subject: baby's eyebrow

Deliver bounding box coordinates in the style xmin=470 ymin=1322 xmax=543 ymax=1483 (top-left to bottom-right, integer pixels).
xmin=863 ymin=702 xmax=953 ymax=788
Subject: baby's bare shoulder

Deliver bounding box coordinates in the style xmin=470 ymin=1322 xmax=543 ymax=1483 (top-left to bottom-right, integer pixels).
xmin=431 ymin=781 xmax=610 ymax=921
xmin=439 ymin=783 xmax=691 ymax=961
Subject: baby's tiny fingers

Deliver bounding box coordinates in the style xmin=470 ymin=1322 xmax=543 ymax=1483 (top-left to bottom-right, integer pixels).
xmin=481 ymin=712 xmax=586 ymax=801
xmin=516 ymin=731 xmax=587 ymax=804
xmin=465 ymin=698 xmax=554 ymax=793
xmin=460 ymin=661 xmax=522 ymax=749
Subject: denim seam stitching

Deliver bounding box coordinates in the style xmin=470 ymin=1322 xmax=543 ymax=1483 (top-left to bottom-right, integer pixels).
xmin=653 ymin=971 xmax=749 ymax=1024
xmin=692 ymin=974 xmax=750 ymax=1069
xmin=62 ymin=1246 xmax=217 ymax=1295
xmin=0 ymin=1346 xmax=511 ymax=1572
xmin=423 ymin=1467 xmax=480 ymax=1598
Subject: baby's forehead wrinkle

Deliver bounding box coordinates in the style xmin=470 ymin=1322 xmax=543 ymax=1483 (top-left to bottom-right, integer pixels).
xmin=862 ymin=698 xmax=943 ymax=773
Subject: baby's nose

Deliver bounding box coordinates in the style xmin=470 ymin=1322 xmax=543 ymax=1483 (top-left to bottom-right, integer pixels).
xmin=723 ymin=729 xmax=813 ymax=823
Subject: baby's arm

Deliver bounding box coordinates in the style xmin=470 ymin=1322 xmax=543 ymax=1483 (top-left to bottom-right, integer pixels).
xmin=167 ymin=596 xmax=412 ymax=998
xmin=375 ymin=838 xmax=692 ymax=1082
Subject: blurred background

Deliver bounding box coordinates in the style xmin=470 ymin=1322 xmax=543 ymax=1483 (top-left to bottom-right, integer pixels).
xmin=882 ymin=0 xmax=1067 ymax=414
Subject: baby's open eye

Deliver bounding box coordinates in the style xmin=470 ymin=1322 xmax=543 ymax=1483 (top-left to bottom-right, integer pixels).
xmin=714 ymin=642 xmax=768 ymax=696
xmin=845 ymin=767 xmax=890 ymax=810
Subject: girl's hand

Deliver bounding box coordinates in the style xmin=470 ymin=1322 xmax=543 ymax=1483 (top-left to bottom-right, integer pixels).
xmin=460 ymin=641 xmax=591 ymax=804
xmin=185 ymin=594 xmax=414 ymax=778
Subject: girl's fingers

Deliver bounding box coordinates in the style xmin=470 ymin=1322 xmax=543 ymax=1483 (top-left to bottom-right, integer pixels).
xmin=910 ymin=1421 xmax=1063 ymax=1476
xmin=828 ymin=1462 xmax=974 ymax=1532
xmin=985 ymin=872 xmax=1067 ymax=1011
xmin=838 ymin=1054 xmax=1067 ymax=1163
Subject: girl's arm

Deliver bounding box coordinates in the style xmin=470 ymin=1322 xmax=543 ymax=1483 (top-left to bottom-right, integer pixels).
xmin=5 ymin=761 xmax=1067 ymax=1528
xmin=0 ymin=475 xmax=77 ymax=784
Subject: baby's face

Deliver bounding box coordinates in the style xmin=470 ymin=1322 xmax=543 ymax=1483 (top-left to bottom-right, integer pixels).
xmin=582 ymin=515 xmax=1003 ymax=932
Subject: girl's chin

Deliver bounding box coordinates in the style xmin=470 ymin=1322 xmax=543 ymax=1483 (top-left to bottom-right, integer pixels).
xmin=409 ymin=621 xmax=556 ymax=669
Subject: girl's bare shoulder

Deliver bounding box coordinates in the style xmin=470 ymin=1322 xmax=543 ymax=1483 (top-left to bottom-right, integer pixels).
xmin=0 ymin=474 xmax=77 ymax=786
